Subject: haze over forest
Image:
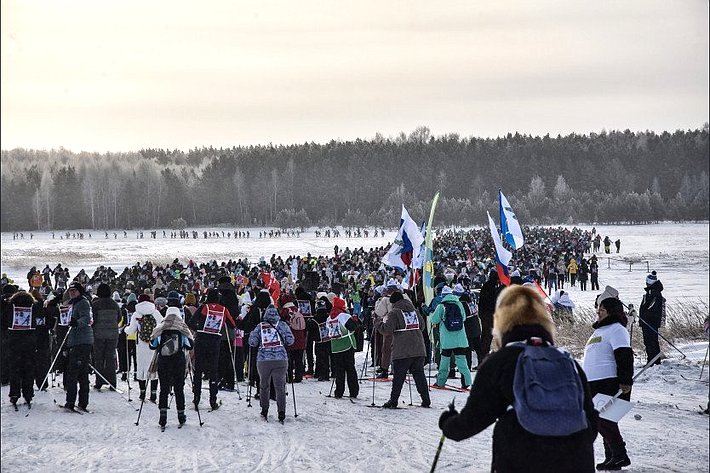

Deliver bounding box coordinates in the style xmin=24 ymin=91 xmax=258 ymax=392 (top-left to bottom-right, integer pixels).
xmin=1 ymin=126 xmax=708 ymax=232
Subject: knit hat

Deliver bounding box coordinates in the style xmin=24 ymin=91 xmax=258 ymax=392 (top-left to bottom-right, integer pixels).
xmin=138 ymin=294 xmax=152 ymax=303
xmin=154 ymin=297 xmax=168 ymax=307
xmin=646 ymin=271 xmax=658 ymax=286
xmin=167 ymin=290 xmax=181 ymax=301
xmin=331 ymin=296 xmax=347 ymax=313
xmin=441 ymin=285 xmax=453 ymax=296
xmin=389 ymin=291 xmax=403 ymax=304
xmin=452 ymin=284 xmax=465 ymax=295
xmin=595 ymin=285 xmax=619 ymax=308
xmin=96 ymin=283 xmax=111 ymax=298
xmin=67 ymin=281 xmax=85 ymax=294
xmin=127 ymin=293 xmax=137 ymax=304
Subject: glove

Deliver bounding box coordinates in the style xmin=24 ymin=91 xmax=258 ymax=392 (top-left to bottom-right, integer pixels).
xmin=439 ymin=400 xmax=459 ymax=430
xmin=69 ymin=318 xmax=77 ymax=327
xmin=619 ymin=384 xmax=632 ymax=394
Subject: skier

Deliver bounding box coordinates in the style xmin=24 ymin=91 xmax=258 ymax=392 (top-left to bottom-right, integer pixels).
xmin=430 ymin=286 xmax=472 ymax=389
xmin=91 ymin=283 xmax=121 ymax=391
xmin=61 ymin=282 xmax=94 ymax=411
xmin=149 ymin=306 xmax=194 ymax=428
xmin=327 ymin=296 xmax=360 ymax=399
xmin=248 ymin=305 xmax=294 ymax=422
xmin=125 ymin=294 xmax=163 ymax=402
xmin=3 ymin=289 xmax=38 ymax=407
xmin=375 ymin=290 xmax=431 ymax=408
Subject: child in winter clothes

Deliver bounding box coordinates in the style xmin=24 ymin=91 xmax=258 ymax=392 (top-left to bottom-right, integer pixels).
xmin=248 ymin=305 xmax=294 ymax=422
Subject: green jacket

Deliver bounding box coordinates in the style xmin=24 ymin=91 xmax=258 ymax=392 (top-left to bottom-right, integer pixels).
xmin=430 ymin=294 xmax=468 ymax=350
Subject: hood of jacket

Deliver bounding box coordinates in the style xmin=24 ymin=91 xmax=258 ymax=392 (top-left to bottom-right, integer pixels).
xmin=392 ymin=298 xmax=416 ymax=313
xmin=263 ymin=306 xmax=281 ymax=325
xmin=134 ymin=300 xmax=157 ymax=317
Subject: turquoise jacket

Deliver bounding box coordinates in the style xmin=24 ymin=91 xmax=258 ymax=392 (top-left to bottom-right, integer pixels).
xmin=430 ymin=294 xmax=469 ymax=350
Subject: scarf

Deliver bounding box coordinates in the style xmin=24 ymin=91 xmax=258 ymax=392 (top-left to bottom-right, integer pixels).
xmin=150 ymin=313 xmax=193 ymax=340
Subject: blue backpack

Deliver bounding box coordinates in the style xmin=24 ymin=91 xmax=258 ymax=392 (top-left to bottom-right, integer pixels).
xmin=510 ymin=338 xmax=588 ymax=437
xmin=442 ymin=302 xmax=464 ymax=332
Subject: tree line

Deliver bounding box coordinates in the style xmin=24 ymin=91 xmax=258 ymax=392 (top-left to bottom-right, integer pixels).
xmin=1 ymin=125 xmax=708 ymax=231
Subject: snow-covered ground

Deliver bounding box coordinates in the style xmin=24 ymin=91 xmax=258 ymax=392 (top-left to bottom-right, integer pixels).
xmin=1 ymin=222 xmax=708 ymax=472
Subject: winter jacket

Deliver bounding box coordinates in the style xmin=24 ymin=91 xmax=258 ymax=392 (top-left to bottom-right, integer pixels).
xmin=639 ymin=280 xmax=665 ymax=327
xmin=3 ymin=292 xmax=38 ymax=352
xmin=430 ymin=294 xmax=469 ymax=349
xmin=375 ymin=299 xmax=426 ymax=361
xmin=91 ymin=296 xmax=121 ymax=340
xmin=440 ymin=325 xmax=598 ymax=472
xmin=248 ymin=308 xmax=294 ymax=361
xmin=66 ymin=296 xmax=94 ymax=348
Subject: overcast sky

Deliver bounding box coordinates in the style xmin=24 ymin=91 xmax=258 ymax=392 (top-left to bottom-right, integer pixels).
xmin=1 ymin=0 xmax=708 ymax=153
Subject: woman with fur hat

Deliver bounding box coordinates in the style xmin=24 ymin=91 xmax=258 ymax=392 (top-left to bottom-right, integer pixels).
xmin=439 ymin=285 xmax=598 ymax=472
xmin=584 ymin=288 xmax=634 ymax=470
xmin=124 ymin=293 xmax=163 ymax=403
xmin=248 ymin=305 xmax=294 ymax=422
xmin=149 ymin=306 xmax=194 ymax=428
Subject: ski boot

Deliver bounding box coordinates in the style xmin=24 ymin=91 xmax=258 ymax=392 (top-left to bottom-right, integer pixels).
xmin=159 ymin=408 xmax=167 ymax=427
xmin=177 ymin=410 xmax=186 ymax=426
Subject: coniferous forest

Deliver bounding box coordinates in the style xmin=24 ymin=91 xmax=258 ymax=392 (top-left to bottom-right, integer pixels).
xmin=1 ymin=126 xmax=708 ymax=232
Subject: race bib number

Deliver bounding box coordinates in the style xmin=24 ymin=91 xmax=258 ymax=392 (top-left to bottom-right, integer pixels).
xmin=319 ymin=318 xmax=343 ymax=342
xmin=260 ymin=323 xmax=283 ymax=348
xmin=11 ymin=306 xmax=33 ymax=330
xmin=400 ymin=310 xmax=420 ymax=331
xmin=297 ymin=300 xmax=312 ymax=317
xmin=201 ymin=307 xmax=225 ymax=334
xmin=59 ymin=306 xmax=71 ymax=326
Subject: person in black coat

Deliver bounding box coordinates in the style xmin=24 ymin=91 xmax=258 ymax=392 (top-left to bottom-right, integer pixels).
xmin=477 ymin=270 xmax=504 ymax=359
xmin=639 ymin=272 xmax=665 ymax=366
xmin=217 ymin=279 xmax=239 ymax=390
xmin=2 ymin=290 xmax=38 ymax=406
xmin=439 ymin=285 xmax=598 ymax=473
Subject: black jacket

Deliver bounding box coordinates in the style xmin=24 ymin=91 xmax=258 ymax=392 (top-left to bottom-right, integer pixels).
xmin=440 ymin=325 xmax=598 ymax=473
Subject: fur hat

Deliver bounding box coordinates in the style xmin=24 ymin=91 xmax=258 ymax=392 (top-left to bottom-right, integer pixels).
xmin=646 ymin=271 xmax=658 ymax=286
xmin=184 ymin=292 xmax=197 ymax=306
xmin=96 ymin=283 xmax=111 ymax=298
xmin=493 ymin=285 xmax=555 ymax=348
xmin=154 ymin=296 xmax=168 ymax=307
xmin=595 ymin=285 xmax=619 ymax=308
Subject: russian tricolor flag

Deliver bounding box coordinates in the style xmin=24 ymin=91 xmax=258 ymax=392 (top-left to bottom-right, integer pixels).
xmin=487 ymin=211 xmax=512 ymax=286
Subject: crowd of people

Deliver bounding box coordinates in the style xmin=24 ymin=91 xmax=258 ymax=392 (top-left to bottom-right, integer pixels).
xmin=0 ymin=224 xmax=675 ymax=470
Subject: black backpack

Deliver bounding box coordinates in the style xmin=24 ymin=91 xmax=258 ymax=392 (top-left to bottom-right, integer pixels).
xmin=442 ymin=302 xmax=464 ymax=331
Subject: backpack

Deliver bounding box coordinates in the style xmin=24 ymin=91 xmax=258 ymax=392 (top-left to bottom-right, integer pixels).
xmin=289 ymin=310 xmax=306 ymax=331
xmin=159 ymin=333 xmax=181 ymax=357
xmin=510 ymin=339 xmax=588 ymax=437
xmin=442 ymin=302 xmax=464 ymax=332
xmin=138 ymin=313 xmax=156 ymax=343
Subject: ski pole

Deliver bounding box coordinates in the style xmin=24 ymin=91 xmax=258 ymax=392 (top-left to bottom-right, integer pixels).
xmin=637 ymin=317 xmax=687 ymax=359
xmin=328 ymin=378 xmax=336 ymax=398
xmin=134 ymin=392 xmax=147 ymax=426
xmin=88 ymin=362 xmax=134 ymax=406
xmin=407 ymin=372 xmax=413 ymax=406
xmin=700 ymin=342 xmax=708 ymax=380
xmin=290 ymin=376 xmax=298 ymax=418
xmin=431 ymin=397 xmax=456 ymax=473
xmin=430 ymin=434 xmax=446 ymax=473
xmin=125 ymin=337 xmax=132 ymax=401
xmin=225 ymin=326 xmax=242 ymax=399
xmin=597 ymin=352 xmax=663 ymax=413
xmin=187 ymin=357 xmax=204 ymax=426
xmin=246 ymin=348 xmax=253 ymax=407
xmin=38 ymin=327 xmax=72 ymax=393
